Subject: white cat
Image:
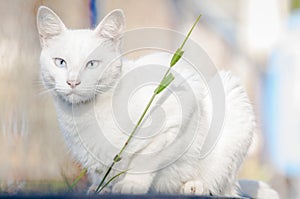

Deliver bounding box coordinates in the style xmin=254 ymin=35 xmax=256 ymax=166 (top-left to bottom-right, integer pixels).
xmin=36 ymin=6 xmax=279 ymax=198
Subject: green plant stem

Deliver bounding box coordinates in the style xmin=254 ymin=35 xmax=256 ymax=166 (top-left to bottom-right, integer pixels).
xmin=95 ymin=162 xmax=115 ymax=192
xmin=119 ymin=93 xmax=156 ymax=155
xmin=95 ymin=14 xmax=202 ymax=194
xmin=179 ymin=14 xmax=202 ymax=50
xmin=97 ymin=170 xmax=128 ymax=193
xmin=95 ymin=79 xmax=163 ymax=193
xmin=70 ymin=168 xmax=87 ymax=190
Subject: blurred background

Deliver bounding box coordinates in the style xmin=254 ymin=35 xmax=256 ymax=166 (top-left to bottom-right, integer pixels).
xmin=0 ymin=0 xmax=299 ymax=198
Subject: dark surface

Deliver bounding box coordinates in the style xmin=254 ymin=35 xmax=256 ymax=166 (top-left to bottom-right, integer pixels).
xmin=0 ymin=194 xmax=246 ymax=199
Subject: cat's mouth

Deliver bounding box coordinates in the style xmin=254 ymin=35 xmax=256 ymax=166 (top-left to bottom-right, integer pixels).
xmin=58 ymin=90 xmax=87 ymax=104
xmin=65 ymin=90 xmax=86 ymax=99
xmin=66 ymin=90 xmax=80 ymax=96
xmin=55 ymin=87 xmax=93 ymax=104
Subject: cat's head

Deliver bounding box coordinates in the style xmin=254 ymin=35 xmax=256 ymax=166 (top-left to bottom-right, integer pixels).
xmin=37 ymin=6 xmax=124 ymax=104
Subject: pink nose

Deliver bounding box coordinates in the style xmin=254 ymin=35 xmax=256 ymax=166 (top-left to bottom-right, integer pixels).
xmin=66 ymin=80 xmax=81 ymax=88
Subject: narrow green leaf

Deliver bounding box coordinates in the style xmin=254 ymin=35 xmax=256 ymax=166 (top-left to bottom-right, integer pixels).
xmin=154 ymin=73 xmax=175 ymax=94
xmin=97 ymin=170 xmax=128 ymax=193
xmin=170 ymin=49 xmax=184 ymax=67
xmin=70 ymin=168 xmax=87 ymax=190
xmin=95 ymin=162 xmax=115 ymax=193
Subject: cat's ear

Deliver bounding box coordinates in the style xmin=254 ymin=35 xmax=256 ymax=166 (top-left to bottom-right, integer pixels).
xmin=36 ymin=6 xmax=66 ymax=47
xmin=94 ymin=9 xmax=125 ymax=42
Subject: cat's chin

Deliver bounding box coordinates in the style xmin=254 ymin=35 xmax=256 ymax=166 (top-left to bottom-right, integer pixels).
xmin=57 ymin=93 xmax=93 ymax=105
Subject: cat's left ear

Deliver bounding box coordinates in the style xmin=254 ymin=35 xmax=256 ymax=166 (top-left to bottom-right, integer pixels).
xmin=36 ymin=6 xmax=66 ymax=47
xmin=94 ymin=9 xmax=125 ymax=43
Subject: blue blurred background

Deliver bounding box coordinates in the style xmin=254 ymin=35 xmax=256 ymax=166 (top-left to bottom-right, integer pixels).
xmin=0 ymin=0 xmax=299 ymax=198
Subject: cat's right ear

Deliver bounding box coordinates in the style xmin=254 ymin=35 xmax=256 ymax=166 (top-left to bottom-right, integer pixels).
xmin=94 ymin=9 xmax=125 ymax=43
xmin=36 ymin=6 xmax=66 ymax=47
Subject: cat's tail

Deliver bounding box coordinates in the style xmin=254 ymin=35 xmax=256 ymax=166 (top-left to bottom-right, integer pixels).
xmin=237 ymin=180 xmax=280 ymax=199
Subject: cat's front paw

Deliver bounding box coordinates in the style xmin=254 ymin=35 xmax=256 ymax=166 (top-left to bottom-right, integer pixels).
xmin=180 ymin=180 xmax=204 ymax=195
xmin=112 ymin=179 xmax=149 ymax=194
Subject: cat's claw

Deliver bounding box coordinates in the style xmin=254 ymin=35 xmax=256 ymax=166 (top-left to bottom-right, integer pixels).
xmin=180 ymin=180 xmax=204 ymax=195
xmin=112 ymin=180 xmax=149 ymax=194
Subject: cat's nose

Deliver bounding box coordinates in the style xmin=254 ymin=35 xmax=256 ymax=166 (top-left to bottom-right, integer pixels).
xmin=66 ymin=80 xmax=81 ymax=88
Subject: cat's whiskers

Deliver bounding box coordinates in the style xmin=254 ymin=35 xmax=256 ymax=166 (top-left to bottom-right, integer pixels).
xmin=37 ymin=88 xmax=55 ymax=96
xmin=96 ymin=84 xmax=112 ymax=88
xmin=94 ymin=89 xmax=105 ymax=94
xmin=32 ymin=80 xmax=45 ymax=87
xmin=96 ymin=84 xmax=114 ymax=88
xmin=92 ymin=84 xmax=116 ymax=95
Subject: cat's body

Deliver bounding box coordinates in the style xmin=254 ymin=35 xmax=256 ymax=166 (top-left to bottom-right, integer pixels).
xmin=37 ymin=6 xmax=279 ymax=198
xmin=54 ymin=53 xmax=249 ymax=195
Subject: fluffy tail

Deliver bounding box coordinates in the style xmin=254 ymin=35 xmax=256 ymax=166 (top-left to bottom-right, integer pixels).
xmin=237 ymin=180 xmax=280 ymax=199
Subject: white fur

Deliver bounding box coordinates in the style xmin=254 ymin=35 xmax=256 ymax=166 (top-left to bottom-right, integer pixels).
xmin=37 ymin=6 xmax=279 ymax=198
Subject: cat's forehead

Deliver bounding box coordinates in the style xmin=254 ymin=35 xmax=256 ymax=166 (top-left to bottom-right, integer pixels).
xmin=63 ymin=30 xmax=102 ymax=47
xmin=48 ymin=29 xmax=107 ymax=58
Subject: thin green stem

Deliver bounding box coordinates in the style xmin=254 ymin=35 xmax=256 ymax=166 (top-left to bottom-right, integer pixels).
xmin=97 ymin=170 xmax=128 ymax=193
xmin=96 ymin=73 xmax=166 ymax=193
xmin=119 ymin=93 xmax=156 ymax=155
xmin=179 ymin=14 xmax=202 ymax=50
xmin=95 ymin=162 xmax=115 ymax=192
xmin=95 ymin=14 xmax=201 ymax=193
xmin=70 ymin=168 xmax=87 ymax=190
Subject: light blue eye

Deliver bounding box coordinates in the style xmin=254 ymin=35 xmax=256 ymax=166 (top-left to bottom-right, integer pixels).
xmin=86 ymin=60 xmax=100 ymax=69
xmin=54 ymin=58 xmax=67 ymax=68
